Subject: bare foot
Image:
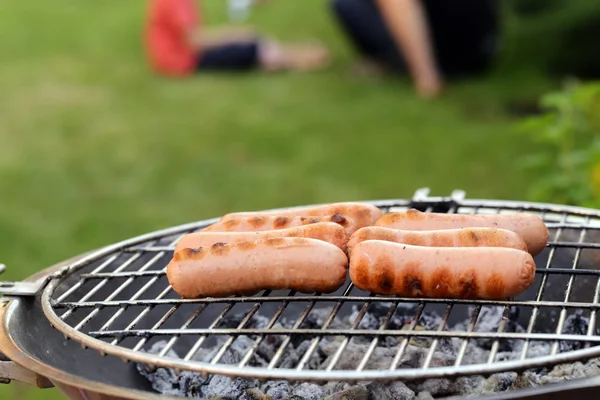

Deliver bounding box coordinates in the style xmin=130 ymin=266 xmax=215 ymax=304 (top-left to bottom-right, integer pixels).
xmin=285 ymin=42 xmax=331 ymax=71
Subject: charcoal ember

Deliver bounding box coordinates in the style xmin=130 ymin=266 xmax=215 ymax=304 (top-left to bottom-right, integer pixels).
xmin=541 ymin=361 xmax=588 ymax=384
xmin=559 ymin=311 xmax=594 ymax=353
xmin=403 ymin=311 xmax=455 ymax=355
xmin=456 ymin=343 xmax=489 ymax=365
xmin=136 ymin=341 xmax=206 ymax=398
xmin=396 ymin=346 xmax=456 ymax=369
xmin=203 ymin=375 xmax=260 ymax=400
xmin=323 ymin=381 xmax=351 ymax=394
xmin=275 ymin=339 xmax=324 ymax=369
xmin=482 ymin=373 xmax=517 ymax=393
xmin=202 ymin=336 xmax=270 ymax=367
xmin=454 ymin=306 xmax=524 ymax=352
xmin=364 ymin=302 xmax=418 ymax=322
xmin=519 ymin=341 xmax=551 ymax=359
xmin=310 ymin=307 xmax=348 ymax=329
xmin=281 ymin=309 xmax=331 ymax=346
xmin=217 ymin=312 xmax=270 ymax=330
xmin=409 ymin=376 xmax=483 ymax=397
xmin=239 ymin=388 xmax=268 ymax=400
xmin=415 ymin=391 xmax=434 ymax=400
xmin=511 ymin=371 xmax=541 ymax=389
xmin=323 ymin=384 xmax=369 ymax=400
xmin=137 ymin=366 xmax=204 ymax=398
xmin=320 ymin=340 xmax=399 ymax=370
xmin=292 ymin=382 xmax=326 ymax=400
xmin=261 ymin=380 xmax=292 ymax=399
xmin=366 ymin=381 xmax=416 ymax=400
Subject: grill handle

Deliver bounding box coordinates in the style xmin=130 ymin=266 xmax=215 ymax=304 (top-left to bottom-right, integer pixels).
xmin=0 ymin=264 xmax=54 ymax=388
xmin=0 ymin=264 xmax=56 ymax=300
xmin=0 ymin=353 xmax=53 ymax=388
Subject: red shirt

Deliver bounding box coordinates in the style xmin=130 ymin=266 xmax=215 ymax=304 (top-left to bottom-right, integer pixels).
xmin=145 ymin=0 xmax=201 ymax=76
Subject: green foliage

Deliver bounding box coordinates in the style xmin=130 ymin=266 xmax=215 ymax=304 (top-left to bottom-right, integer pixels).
xmin=518 ymin=80 xmax=600 ymax=208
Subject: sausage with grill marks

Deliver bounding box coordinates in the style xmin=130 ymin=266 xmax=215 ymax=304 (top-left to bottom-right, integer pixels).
xmin=167 ymin=237 xmax=349 ymax=298
xmin=374 ymin=209 xmax=548 ymax=256
xmin=175 ymin=222 xmax=349 ymax=253
xmin=349 ymin=240 xmax=536 ymax=300
xmin=220 ymin=202 xmax=383 ymax=229
xmin=347 ymin=226 xmax=528 ymax=254
xmin=201 ymin=213 xmax=359 ymax=236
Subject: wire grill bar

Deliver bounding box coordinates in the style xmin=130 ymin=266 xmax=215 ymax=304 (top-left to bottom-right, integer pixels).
xmin=86 ymin=328 xmax=600 ymax=343
xmin=42 ymin=192 xmax=600 ymax=383
xmin=520 ymin=212 xmax=567 ymax=360
xmin=51 ymin=297 xmax=600 ymax=311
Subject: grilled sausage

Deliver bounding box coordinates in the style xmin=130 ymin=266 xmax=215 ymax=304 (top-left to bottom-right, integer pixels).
xmin=201 ymin=213 xmax=359 ymax=236
xmin=347 ymin=226 xmax=528 ymax=254
xmin=220 ymin=202 xmax=383 ymax=229
xmin=175 ymin=222 xmax=349 ymax=253
xmin=349 ymin=240 xmax=536 ymax=300
xmin=374 ymin=209 xmax=548 ymax=256
xmin=167 ymin=237 xmax=349 ymax=298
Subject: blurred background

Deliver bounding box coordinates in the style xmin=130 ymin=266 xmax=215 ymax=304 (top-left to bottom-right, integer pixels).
xmin=1 ymin=0 xmax=600 ymax=398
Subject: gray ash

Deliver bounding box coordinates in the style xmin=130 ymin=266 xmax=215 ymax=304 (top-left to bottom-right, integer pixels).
xmin=136 ymin=304 xmax=600 ymax=400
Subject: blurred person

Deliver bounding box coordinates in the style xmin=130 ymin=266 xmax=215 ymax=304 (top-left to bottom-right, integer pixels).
xmin=144 ymin=0 xmax=330 ymax=77
xmin=330 ymin=0 xmax=500 ymax=98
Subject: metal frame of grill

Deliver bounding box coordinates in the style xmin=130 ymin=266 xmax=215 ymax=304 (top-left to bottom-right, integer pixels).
xmin=37 ymin=188 xmax=600 ymax=384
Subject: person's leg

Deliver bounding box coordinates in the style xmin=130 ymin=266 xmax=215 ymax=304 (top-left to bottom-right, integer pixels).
xmin=330 ymin=0 xmax=407 ymax=73
xmin=420 ymin=0 xmax=500 ymax=77
xmin=196 ymin=38 xmax=330 ymax=72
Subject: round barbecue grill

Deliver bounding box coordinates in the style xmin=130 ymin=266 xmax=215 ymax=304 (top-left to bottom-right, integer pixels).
xmin=3 ymin=187 xmax=600 ymax=400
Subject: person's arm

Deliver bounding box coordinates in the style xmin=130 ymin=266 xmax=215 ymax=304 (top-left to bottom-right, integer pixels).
xmin=373 ymin=0 xmax=443 ymax=98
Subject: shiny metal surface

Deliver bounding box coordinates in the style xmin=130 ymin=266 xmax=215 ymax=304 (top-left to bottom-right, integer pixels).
xmin=36 ymin=188 xmax=600 ymax=383
xmin=0 ymin=251 xmax=177 ymax=399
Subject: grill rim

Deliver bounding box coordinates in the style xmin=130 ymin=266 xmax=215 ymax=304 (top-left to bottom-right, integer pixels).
xmin=40 ymin=191 xmax=600 ymax=383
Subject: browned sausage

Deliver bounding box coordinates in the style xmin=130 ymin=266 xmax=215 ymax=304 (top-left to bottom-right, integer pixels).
xmin=375 ymin=209 xmax=548 ymax=256
xmin=167 ymin=237 xmax=349 ymax=298
xmin=349 ymin=240 xmax=536 ymax=300
xmin=175 ymin=222 xmax=349 ymax=253
xmin=347 ymin=226 xmax=528 ymax=254
xmin=220 ymin=202 xmax=383 ymax=229
xmin=201 ymin=213 xmax=359 ymax=236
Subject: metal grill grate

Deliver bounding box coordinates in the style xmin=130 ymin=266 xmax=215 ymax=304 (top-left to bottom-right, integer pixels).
xmin=41 ymin=189 xmax=600 ymax=382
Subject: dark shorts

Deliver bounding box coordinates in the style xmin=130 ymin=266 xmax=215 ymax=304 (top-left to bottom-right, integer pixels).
xmin=331 ymin=0 xmax=500 ymax=77
xmin=196 ymin=41 xmax=260 ymax=71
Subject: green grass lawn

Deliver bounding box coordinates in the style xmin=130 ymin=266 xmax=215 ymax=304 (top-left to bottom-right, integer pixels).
xmin=0 ymin=1 xmax=557 ymax=399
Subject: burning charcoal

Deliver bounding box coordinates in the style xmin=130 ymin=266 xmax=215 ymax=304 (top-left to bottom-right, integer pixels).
xmin=483 ymin=373 xmax=517 ymax=393
xmin=217 ymin=313 xmax=270 ymax=330
xmin=512 ymin=371 xmax=541 ymax=389
xmin=324 ymin=381 xmax=351 ymax=394
xmin=239 ymin=388 xmax=268 ymax=400
xmin=409 ymin=376 xmax=483 ymax=397
xmin=203 ymin=375 xmax=260 ymax=400
xmin=321 ymin=340 xmax=399 ymax=370
xmin=309 ymin=307 xmax=348 ymax=329
xmin=453 ymin=306 xmax=524 ymax=352
xmin=324 ymin=384 xmax=369 ymax=400
xmin=582 ymin=357 xmax=600 ymax=377
xmin=517 ymin=340 xmax=551 ymax=359
xmin=202 ymin=336 xmax=262 ymax=366
xmin=541 ymin=361 xmax=588 ymax=384
xmin=136 ymin=341 xmax=207 ymax=398
xmin=261 ymin=380 xmax=292 ymax=399
xmin=366 ymin=381 xmax=416 ymax=400
xmin=559 ymin=311 xmax=595 ymax=353
xmin=137 ymin=366 xmax=205 ymax=398
xmin=415 ymin=391 xmax=434 ymax=400
xmin=292 ymin=382 xmax=326 ymax=400
xmin=281 ymin=309 xmax=331 ymax=346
